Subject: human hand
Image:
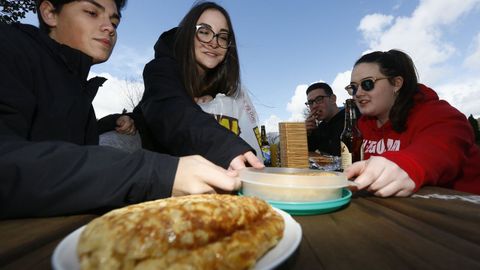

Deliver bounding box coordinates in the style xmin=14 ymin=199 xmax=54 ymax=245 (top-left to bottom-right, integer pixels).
xmin=228 ymin=151 xmax=265 ymax=171
xmin=172 ymin=155 xmax=241 ymax=196
xmin=194 ymin=95 xmax=214 ymax=104
xmin=115 ymin=115 xmax=136 ymax=135
xmin=305 ymin=111 xmax=318 ymax=132
xmin=344 ymin=156 xmax=416 ymax=197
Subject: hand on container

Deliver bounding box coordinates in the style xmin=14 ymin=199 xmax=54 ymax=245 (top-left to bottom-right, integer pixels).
xmin=344 ymin=156 xmax=415 ymax=197
xmin=115 ymin=115 xmax=136 ymax=135
xmin=172 ymin=155 xmax=240 ymax=196
xmin=228 ymin=151 xmax=265 ymax=171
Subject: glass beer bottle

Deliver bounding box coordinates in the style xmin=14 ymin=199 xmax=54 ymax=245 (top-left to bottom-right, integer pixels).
xmin=340 ymin=99 xmax=363 ymax=171
xmin=260 ymin=125 xmax=271 ymax=167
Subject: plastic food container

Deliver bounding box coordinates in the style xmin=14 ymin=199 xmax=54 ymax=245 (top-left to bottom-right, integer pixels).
xmin=239 ymin=167 xmax=351 ymax=202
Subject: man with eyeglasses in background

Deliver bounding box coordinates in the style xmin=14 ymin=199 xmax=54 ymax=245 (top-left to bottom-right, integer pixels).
xmin=305 ymin=82 xmax=344 ymax=156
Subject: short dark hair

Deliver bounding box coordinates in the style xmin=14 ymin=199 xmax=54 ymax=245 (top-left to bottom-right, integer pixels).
xmin=306 ymin=82 xmax=333 ymax=96
xmin=36 ymin=0 xmax=127 ymax=33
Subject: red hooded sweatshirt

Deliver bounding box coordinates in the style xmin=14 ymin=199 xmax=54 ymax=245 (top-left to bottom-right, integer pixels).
xmin=359 ymin=84 xmax=480 ymax=194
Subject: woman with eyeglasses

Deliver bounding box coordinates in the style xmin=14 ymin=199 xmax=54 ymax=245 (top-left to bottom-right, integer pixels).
xmin=132 ymin=1 xmax=264 ymax=171
xmin=344 ymin=49 xmax=480 ymax=196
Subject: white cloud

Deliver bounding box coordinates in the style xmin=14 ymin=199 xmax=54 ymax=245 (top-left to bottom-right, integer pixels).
xmin=91 ymin=72 xmax=144 ymax=119
xmin=464 ymin=32 xmax=480 ymax=70
xmin=286 ymin=84 xmax=309 ymax=121
xmin=358 ymin=13 xmax=394 ymax=41
xmin=412 ymin=0 xmax=479 ymax=26
xmin=331 ymin=70 xmax=352 ymax=108
xmin=357 ymin=0 xmax=480 ymax=84
xmin=264 ymin=114 xmax=283 ymax=133
xmin=435 ymin=78 xmax=480 ymax=118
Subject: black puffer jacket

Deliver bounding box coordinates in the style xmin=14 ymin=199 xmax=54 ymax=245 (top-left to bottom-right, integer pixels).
xmin=0 ymin=23 xmax=177 ymax=219
xmin=135 ymin=28 xmax=253 ymax=168
xmin=307 ymin=109 xmax=345 ymax=156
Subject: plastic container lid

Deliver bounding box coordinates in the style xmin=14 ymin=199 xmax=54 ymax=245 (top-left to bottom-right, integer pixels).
xmin=238 ymin=167 xmax=350 ymax=188
xmin=239 ymin=167 xmax=352 ymax=202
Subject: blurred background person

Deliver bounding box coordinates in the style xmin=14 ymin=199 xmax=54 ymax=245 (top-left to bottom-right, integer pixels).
xmin=305 ymin=82 xmax=344 ymax=156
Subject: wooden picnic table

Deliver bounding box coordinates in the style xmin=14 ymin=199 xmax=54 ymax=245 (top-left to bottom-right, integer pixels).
xmin=1 ymin=186 xmax=479 ymax=269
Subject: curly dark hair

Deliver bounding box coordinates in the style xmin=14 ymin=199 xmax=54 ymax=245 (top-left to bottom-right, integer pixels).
xmin=36 ymin=0 xmax=127 ymax=33
xmin=354 ymin=49 xmax=420 ymax=132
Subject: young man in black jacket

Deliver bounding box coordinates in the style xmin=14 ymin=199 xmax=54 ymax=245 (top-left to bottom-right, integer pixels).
xmin=0 ymin=0 xmax=243 ymax=219
xmin=305 ymin=82 xmax=345 ymax=156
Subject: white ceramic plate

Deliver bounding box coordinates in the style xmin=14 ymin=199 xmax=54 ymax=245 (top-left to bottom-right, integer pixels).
xmin=254 ymin=208 xmax=302 ymax=269
xmin=52 ymin=208 xmax=302 ymax=270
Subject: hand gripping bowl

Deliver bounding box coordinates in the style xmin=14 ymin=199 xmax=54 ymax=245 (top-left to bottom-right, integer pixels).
xmin=239 ymin=167 xmax=352 ymax=202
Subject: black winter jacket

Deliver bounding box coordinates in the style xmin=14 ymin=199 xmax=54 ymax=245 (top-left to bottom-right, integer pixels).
xmin=307 ymin=109 xmax=345 ymax=156
xmin=0 ymin=23 xmax=177 ymax=219
xmin=134 ymin=28 xmax=253 ymax=168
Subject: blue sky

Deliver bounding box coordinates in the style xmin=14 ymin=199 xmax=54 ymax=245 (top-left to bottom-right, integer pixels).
xmin=22 ymin=0 xmax=480 ymax=132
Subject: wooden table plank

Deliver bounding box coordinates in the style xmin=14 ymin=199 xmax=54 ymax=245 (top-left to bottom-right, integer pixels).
xmin=2 ymin=238 xmax=62 ymax=270
xmin=0 ymin=215 xmax=96 ymax=267
xmin=283 ymin=188 xmax=480 ymax=270
xmin=277 ymin=235 xmax=320 ymax=269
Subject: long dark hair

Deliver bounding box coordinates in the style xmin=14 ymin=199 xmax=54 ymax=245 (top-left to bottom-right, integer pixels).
xmin=36 ymin=0 xmax=127 ymax=33
xmin=354 ymin=49 xmax=419 ymax=132
xmin=174 ymin=1 xmax=240 ymax=98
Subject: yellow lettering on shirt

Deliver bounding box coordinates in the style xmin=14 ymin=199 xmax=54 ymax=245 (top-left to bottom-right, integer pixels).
xmin=211 ymin=114 xmax=241 ymax=136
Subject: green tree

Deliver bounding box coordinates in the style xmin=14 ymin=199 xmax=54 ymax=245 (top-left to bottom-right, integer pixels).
xmin=0 ymin=0 xmax=36 ymax=24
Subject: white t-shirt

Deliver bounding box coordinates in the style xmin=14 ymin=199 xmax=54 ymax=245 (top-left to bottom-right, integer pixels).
xmin=198 ymin=88 xmax=263 ymax=160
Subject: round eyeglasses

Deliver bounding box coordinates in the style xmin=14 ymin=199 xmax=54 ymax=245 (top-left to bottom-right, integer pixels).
xmin=195 ymin=24 xmax=231 ymax=49
xmin=345 ymin=77 xmax=390 ymax=96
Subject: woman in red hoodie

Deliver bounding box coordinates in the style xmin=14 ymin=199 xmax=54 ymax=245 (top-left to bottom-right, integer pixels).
xmin=344 ymin=49 xmax=480 ymax=197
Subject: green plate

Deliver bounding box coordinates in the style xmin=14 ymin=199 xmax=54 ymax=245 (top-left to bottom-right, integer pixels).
xmin=240 ymin=189 xmax=352 ymax=216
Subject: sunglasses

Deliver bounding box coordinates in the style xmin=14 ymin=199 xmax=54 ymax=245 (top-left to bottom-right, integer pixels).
xmin=345 ymin=77 xmax=390 ymax=96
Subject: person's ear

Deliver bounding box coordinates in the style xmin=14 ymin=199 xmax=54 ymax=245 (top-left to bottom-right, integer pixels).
xmin=331 ymin=94 xmax=337 ymax=103
xmin=393 ymin=76 xmax=404 ymax=93
xmin=39 ymin=1 xmax=58 ymax=28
